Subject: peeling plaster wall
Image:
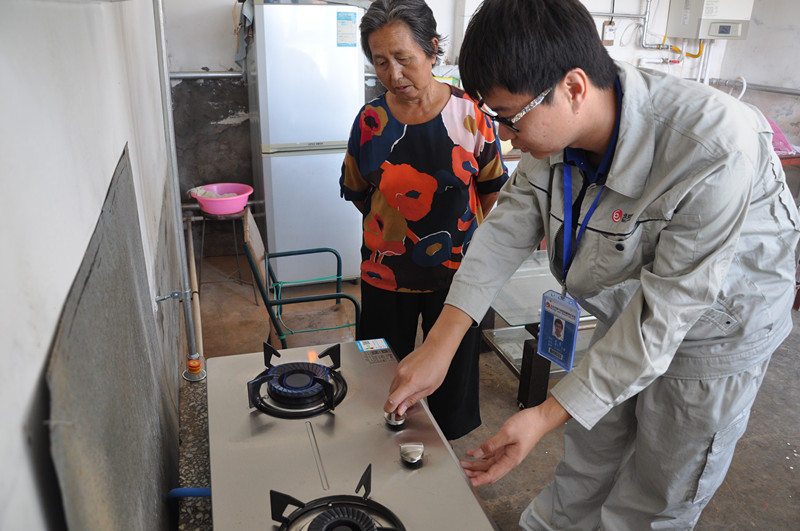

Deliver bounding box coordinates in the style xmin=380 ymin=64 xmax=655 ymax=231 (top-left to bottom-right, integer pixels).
xmin=172 ymin=78 xmax=253 ymax=197
xmin=172 ymin=77 xmax=253 ymax=256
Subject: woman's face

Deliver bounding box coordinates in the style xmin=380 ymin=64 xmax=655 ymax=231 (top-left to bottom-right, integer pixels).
xmin=368 ymin=21 xmax=437 ymax=102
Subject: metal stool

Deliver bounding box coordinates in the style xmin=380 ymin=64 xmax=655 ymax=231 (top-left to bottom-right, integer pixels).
xmin=197 ymin=209 xmax=258 ymax=304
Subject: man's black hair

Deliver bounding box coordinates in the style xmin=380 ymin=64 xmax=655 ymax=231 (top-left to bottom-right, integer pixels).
xmin=360 ymin=0 xmax=446 ymax=65
xmin=459 ymin=0 xmax=617 ymax=102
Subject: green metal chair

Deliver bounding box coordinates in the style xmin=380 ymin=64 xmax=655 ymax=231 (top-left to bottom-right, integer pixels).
xmin=242 ymin=207 xmax=360 ymax=349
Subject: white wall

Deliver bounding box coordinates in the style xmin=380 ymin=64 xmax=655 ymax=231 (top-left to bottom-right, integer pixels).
xmin=0 ymin=0 xmax=170 ymax=527
xmin=164 ymin=0 xmax=242 ymax=71
xmin=453 ymin=0 xmax=726 ymax=79
xmin=163 ymin=0 xmax=458 ymax=70
xmin=162 ymin=0 xmax=723 ymax=76
xmin=719 ymin=0 xmax=800 ymax=144
xmin=586 ymin=0 xmax=730 ymax=81
xmin=426 ymin=0 xmax=456 ymax=62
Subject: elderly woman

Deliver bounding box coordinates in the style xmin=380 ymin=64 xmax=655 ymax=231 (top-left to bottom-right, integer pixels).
xmin=339 ymin=0 xmax=508 ymax=440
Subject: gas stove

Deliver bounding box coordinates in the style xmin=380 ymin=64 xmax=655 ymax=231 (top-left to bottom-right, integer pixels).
xmin=207 ymin=340 xmax=497 ymax=530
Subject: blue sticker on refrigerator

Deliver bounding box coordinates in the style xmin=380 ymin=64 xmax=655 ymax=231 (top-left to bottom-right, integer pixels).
xmin=337 ymin=12 xmax=357 ymax=47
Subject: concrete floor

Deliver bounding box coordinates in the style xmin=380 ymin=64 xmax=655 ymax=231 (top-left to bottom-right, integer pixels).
xmin=196 ymin=255 xmax=800 ymax=530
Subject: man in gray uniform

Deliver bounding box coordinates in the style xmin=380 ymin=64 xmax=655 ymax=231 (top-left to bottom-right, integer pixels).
xmin=383 ymin=0 xmax=800 ymax=528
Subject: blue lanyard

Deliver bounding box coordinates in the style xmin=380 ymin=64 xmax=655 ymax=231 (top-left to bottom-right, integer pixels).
xmin=560 ymin=77 xmax=621 ymax=291
xmin=562 ymin=164 xmax=604 ymax=289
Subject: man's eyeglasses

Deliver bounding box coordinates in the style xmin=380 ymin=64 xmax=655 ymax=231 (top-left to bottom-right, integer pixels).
xmin=478 ymin=86 xmax=553 ymax=132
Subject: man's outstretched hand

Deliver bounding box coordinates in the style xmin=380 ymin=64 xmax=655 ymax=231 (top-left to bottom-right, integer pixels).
xmin=461 ymin=397 xmax=571 ymax=487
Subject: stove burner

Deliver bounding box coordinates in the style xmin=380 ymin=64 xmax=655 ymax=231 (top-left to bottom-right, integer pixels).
xmin=308 ymin=506 xmax=376 ymax=531
xmin=247 ymin=343 xmax=347 ymax=419
xmin=270 ymin=464 xmax=405 ymax=531
xmin=268 ymin=361 xmax=331 ymax=403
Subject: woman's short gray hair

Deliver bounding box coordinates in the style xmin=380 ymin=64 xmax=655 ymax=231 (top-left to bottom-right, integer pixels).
xmin=360 ymin=0 xmax=446 ymax=65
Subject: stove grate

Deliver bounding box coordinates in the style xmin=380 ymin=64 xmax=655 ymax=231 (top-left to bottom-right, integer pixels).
xmin=270 ymin=465 xmax=405 ymax=531
xmin=247 ymin=343 xmax=347 ymax=419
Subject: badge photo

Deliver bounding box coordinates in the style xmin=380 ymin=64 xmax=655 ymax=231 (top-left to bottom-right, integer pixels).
xmin=537 ymin=290 xmax=581 ymax=372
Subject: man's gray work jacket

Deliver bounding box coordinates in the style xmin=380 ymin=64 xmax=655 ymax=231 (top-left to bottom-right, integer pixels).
xmin=447 ymin=60 xmax=800 ymax=429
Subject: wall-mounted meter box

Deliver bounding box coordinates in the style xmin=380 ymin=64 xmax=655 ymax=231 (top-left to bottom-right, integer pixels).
xmin=666 ymin=0 xmax=754 ymax=40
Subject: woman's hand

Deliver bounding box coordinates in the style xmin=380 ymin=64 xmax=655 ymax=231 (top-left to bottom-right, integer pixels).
xmin=461 ymin=397 xmax=571 ymax=487
xmin=383 ymin=305 xmax=474 ymax=417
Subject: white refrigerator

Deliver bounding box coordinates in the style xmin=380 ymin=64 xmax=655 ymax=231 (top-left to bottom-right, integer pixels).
xmin=248 ymin=1 xmax=365 ymax=283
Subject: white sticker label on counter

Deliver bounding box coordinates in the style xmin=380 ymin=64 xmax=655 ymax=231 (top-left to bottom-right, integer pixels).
xmin=356 ymin=339 xmax=389 ymax=351
xmin=337 ymin=12 xmax=357 ymax=47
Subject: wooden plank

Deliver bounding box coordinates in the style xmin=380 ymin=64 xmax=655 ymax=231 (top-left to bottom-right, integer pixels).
xmin=243 ymin=208 xmax=267 ymax=288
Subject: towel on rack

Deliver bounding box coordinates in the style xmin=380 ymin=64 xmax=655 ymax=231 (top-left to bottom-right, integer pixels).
xmin=234 ymin=0 xmax=255 ymax=75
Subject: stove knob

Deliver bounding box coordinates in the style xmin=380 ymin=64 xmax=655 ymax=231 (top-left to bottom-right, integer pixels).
xmin=384 ymin=411 xmax=406 ymax=431
xmin=399 ymin=442 xmax=424 ymax=468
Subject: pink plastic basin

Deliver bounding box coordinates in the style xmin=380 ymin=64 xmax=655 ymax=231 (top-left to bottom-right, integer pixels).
xmin=190 ymin=183 xmax=253 ymax=215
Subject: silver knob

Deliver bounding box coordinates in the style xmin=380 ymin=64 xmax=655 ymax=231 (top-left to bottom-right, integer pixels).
xmin=399 ymin=442 xmax=424 ymax=468
xmin=384 ymin=411 xmax=406 ymax=430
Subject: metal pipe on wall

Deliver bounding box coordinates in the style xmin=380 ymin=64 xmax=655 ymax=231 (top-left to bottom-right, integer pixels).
xmin=702 ymin=40 xmax=714 ymax=85
xmin=152 ymin=0 xmax=203 ymax=378
xmin=184 ymin=218 xmax=204 ymax=359
xmin=709 ymin=79 xmax=800 ymax=98
xmin=589 ymin=11 xmax=645 ymax=20
xmin=695 ymin=40 xmax=706 ymax=83
xmin=640 ymin=0 xmax=671 ymax=51
xmin=170 ymin=71 xmax=243 ymax=80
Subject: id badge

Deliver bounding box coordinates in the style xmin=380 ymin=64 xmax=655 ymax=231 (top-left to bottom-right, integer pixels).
xmin=537 ymin=290 xmax=581 ymax=372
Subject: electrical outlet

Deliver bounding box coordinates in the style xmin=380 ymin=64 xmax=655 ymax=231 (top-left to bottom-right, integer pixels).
xmin=602 ymin=20 xmax=616 ymax=46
